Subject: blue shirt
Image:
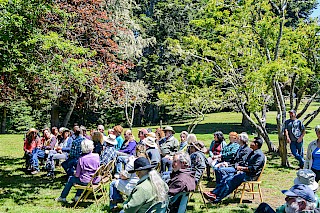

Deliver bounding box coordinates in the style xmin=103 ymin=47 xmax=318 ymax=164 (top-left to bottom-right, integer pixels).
xmin=69 ymin=136 xmax=84 ymax=159
xmin=312 ymin=147 xmax=320 ymax=170
xmin=115 ymin=135 xmax=124 ymax=151
xmin=284 ymin=119 xmax=305 ymax=141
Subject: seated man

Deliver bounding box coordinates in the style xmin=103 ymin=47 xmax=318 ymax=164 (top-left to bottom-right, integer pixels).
xmin=121 ymin=157 xmax=169 ymax=213
xmin=188 ymin=141 xmax=207 ymax=184
xmin=159 ymin=126 xmax=179 ymax=173
xmin=255 ymin=184 xmax=319 ymax=213
xmin=168 ymin=151 xmax=196 ymax=212
xmin=145 ymin=137 xmax=161 ymax=167
xmin=56 ymin=139 xmax=100 ymax=202
xmin=204 ymin=137 xmax=265 ymax=203
xmin=214 ymin=132 xmax=252 ymax=184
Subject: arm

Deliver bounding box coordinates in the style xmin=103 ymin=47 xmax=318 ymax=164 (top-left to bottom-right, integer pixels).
xmin=123 ymin=186 xmax=146 ymax=212
xmin=304 ymin=142 xmax=313 ymax=169
xmin=297 ymin=126 xmax=306 ymax=143
xmin=75 ymin=158 xmax=81 ymax=177
xmin=193 ymin=155 xmax=206 ymax=184
xmin=120 ymin=141 xmax=136 ymax=154
xmin=61 ymin=138 xmax=73 ymax=152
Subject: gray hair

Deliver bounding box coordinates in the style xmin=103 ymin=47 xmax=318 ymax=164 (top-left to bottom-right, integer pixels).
xmin=149 ymin=170 xmax=169 ymax=202
xmin=81 ymin=139 xmax=94 ymax=154
xmin=295 ymin=197 xmax=316 ymax=210
xmin=97 ymin=125 xmax=104 ymax=131
xmin=239 ymin=132 xmax=249 ymax=143
xmin=180 ymin=131 xmax=189 ymax=137
xmin=187 ymin=134 xmax=197 ymax=144
xmin=174 ymin=151 xmax=191 ymax=167
xmin=315 ymin=125 xmax=320 ymax=133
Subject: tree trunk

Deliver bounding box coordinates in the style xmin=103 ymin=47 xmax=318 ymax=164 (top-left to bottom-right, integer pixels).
xmin=51 ymin=102 xmax=60 ymax=128
xmin=1 ymin=107 xmax=7 ymax=134
xmin=62 ymin=94 xmax=78 ymax=127
xmin=241 ymin=112 xmax=251 ymax=128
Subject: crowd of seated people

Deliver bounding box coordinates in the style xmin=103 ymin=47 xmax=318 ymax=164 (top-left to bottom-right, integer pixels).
xmin=23 ymin=124 xmax=276 ymax=212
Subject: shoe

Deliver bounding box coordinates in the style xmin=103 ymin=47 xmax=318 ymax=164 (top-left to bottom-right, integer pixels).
xmin=203 ymin=191 xmax=217 ymax=202
xmin=55 ymin=197 xmax=67 ymax=202
xmin=114 ymin=174 xmax=120 ymax=179
xmin=31 ymin=170 xmax=39 ymax=175
xmin=72 ymin=196 xmax=80 ymax=202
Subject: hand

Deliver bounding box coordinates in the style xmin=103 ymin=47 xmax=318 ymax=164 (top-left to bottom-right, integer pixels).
xmin=236 ymin=166 xmax=243 ymax=171
xmin=286 ymin=138 xmax=291 ymax=143
xmin=297 ymin=137 xmax=303 ymax=143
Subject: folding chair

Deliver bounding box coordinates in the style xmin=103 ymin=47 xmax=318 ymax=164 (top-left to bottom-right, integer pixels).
xmin=73 ymin=165 xmax=105 ymax=208
xmin=145 ymin=200 xmax=169 ymax=213
xmin=100 ymin=160 xmax=116 ymax=201
xmin=233 ymin=156 xmax=267 ymax=204
xmin=169 ymin=192 xmax=190 ymax=213
xmin=189 ymin=174 xmax=208 ymax=211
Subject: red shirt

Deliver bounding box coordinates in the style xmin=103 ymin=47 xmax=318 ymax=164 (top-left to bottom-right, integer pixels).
xmin=211 ymin=142 xmax=222 ymax=155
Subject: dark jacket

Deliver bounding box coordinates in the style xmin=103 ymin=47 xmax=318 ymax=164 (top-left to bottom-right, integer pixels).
xmin=245 ymin=149 xmax=265 ymax=178
xmin=230 ymin=144 xmax=252 ymax=166
xmin=168 ymin=169 xmax=196 ymax=196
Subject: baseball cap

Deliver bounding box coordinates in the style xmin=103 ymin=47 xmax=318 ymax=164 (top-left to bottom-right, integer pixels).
xmin=281 ymin=184 xmax=316 ymax=202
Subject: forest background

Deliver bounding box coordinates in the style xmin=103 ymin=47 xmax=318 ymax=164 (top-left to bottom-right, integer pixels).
xmin=1 ymin=0 xmax=320 ymax=166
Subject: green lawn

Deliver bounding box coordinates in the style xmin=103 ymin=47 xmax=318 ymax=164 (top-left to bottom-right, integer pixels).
xmin=1 ymin=107 xmax=320 ymax=212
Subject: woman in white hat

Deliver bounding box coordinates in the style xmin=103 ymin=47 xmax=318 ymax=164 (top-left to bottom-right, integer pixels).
xmin=100 ymin=134 xmax=117 ymax=165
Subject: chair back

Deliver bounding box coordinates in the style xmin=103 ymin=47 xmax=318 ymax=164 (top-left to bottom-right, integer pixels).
xmin=145 ymin=200 xmax=168 ymax=213
xmin=88 ymin=165 xmax=104 ymax=185
xmin=170 ymin=192 xmax=189 ymax=213
xmin=256 ymin=156 xmax=267 ymax=181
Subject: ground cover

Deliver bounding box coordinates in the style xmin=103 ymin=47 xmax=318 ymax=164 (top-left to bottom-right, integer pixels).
xmin=1 ymin=107 xmax=320 ymax=212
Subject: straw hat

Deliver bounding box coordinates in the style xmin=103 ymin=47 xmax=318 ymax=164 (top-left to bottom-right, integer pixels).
xmin=145 ymin=137 xmax=157 ymax=148
xmin=27 ymin=128 xmax=38 ymax=136
xmin=189 ymin=141 xmax=207 ymax=153
xmin=163 ymin=126 xmax=175 ymax=134
xmin=104 ymin=134 xmax=117 ymax=145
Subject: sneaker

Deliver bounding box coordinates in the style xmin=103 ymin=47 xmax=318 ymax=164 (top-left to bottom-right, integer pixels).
xmin=31 ymin=170 xmax=39 ymax=175
xmin=72 ymin=196 xmax=80 ymax=202
xmin=203 ymin=191 xmax=217 ymax=201
xmin=55 ymin=197 xmax=67 ymax=202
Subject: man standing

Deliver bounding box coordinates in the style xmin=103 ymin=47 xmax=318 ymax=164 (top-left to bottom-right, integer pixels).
xmin=284 ymin=110 xmax=306 ymax=169
xmin=204 ymin=137 xmax=265 ymax=203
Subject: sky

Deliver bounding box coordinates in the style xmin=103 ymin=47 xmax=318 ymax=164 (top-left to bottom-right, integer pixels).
xmin=311 ymin=0 xmax=320 ymax=18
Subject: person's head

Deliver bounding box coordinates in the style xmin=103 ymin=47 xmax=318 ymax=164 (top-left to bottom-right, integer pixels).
xmin=229 ymin=132 xmax=238 ymax=143
xmin=62 ymin=129 xmax=70 ymax=139
xmin=136 ymin=144 xmax=147 ymax=157
xmin=315 ymin=125 xmax=320 ymax=140
xmin=129 ymin=157 xmax=154 ymax=178
xmin=26 ymin=128 xmax=38 ymax=141
xmin=213 ymin=131 xmax=225 ymax=143
xmin=74 ymin=126 xmax=83 ymax=136
xmin=124 ymin=129 xmax=133 ymax=141
xmin=80 ymin=125 xmax=87 ymax=135
xmin=145 ymin=137 xmax=157 ymax=149
xmin=155 ymin=128 xmax=165 ymax=140
xmin=43 ymin=128 xmax=51 ymax=139
xmin=250 ymin=137 xmax=263 ymax=150
xmin=138 ymin=128 xmax=148 ymax=140
xmin=108 ymin=129 xmax=114 ymax=135
xmin=81 ymin=139 xmax=94 ymax=154
xmin=238 ymin=132 xmax=249 ymax=146
xmin=73 ymin=123 xmax=79 ymax=132
xmin=294 ymin=169 xmax=319 ymax=192
xmin=104 ymin=134 xmax=117 ymax=146
xmin=180 ymin=131 xmax=189 ymax=143
xmin=188 ymin=141 xmax=207 ymax=154
xmin=282 ymin=184 xmax=316 ymax=212
xmin=173 ymin=151 xmax=191 ymax=172
xmin=113 ymin=125 xmax=123 ymax=137
xmin=289 ymin=110 xmax=297 ymax=120
xmin=97 ymin=125 xmax=104 ymax=133
xmin=186 ymin=134 xmax=197 ymax=144
xmin=51 ymin=127 xmax=58 ymax=136
xmin=163 ymin=126 xmax=175 ymax=138
xmin=92 ymin=132 xmax=104 ymax=144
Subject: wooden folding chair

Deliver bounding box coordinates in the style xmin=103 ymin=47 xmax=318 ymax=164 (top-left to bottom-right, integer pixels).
xmin=189 ymin=174 xmax=208 ymax=211
xmin=73 ymin=165 xmax=105 ymax=208
xmin=100 ymin=159 xmax=116 ymax=201
xmin=233 ymin=156 xmax=267 ymax=204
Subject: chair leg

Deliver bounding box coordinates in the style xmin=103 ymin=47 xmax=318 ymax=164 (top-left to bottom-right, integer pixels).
xmin=258 ymin=184 xmax=263 ymax=202
xmin=233 ymin=187 xmax=238 ymax=199
xmin=240 ymin=183 xmax=246 ymax=204
xmin=199 ymin=184 xmax=208 ymax=212
xmin=251 ymin=183 xmax=254 ymax=200
xmin=93 ymin=191 xmax=99 ymax=204
xmin=74 ymin=190 xmax=86 ymax=208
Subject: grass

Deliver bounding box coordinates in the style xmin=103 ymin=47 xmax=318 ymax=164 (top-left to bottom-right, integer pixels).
xmin=1 ymin=106 xmax=320 ymax=212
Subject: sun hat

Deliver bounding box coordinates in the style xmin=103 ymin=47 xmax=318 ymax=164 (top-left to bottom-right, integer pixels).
xmin=145 ymin=137 xmax=157 ymax=148
xmin=27 ymin=128 xmax=38 ymax=136
xmin=163 ymin=126 xmax=175 ymax=134
xmin=282 ymin=184 xmax=316 ymax=202
xmin=138 ymin=128 xmax=148 ymax=135
xmin=146 ymin=132 xmax=156 ymax=138
xmin=189 ymin=141 xmax=207 ymax=153
xmin=294 ymin=169 xmax=319 ymax=191
xmin=104 ymin=134 xmax=117 ymax=145
xmin=128 ymin=157 xmax=154 ymax=173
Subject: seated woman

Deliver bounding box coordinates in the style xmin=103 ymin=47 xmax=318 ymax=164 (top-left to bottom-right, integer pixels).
xmin=212 ymin=132 xmax=239 ymax=166
xmin=45 ymin=129 xmax=72 ymax=177
xmin=179 ymin=131 xmax=189 ymax=151
xmin=100 ymin=134 xmax=117 ymax=165
xmin=206 ymin=131 xmax=226 ymax=179
xmin=23 ymin=128 xmax=41 ymax=171
xmin=56 ymin=139 xmax=100 ymax=202
xmin=116 ymin=130 xmax=137 ymax=174
xmin=109 ymin=156 xmax=139 ymax=211
xmin=92 ymin=131 xmax=105 ymax=155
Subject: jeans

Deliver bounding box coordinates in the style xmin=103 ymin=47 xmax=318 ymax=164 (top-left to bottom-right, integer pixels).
xmin=46 ymin=150 xmax=67 ymax=172
xmin=62 ymin=158 xmax=78 ymax=176
xmin=290 ymin=141 xmax=305 ymax=168
xmin=161 ymin=157 xmax=172 ymax=173
xmin=213 ymin=172 xmax=253 ymax=202
xmin=109 ymin=180 xmax=123 ymax=209
xmin=60 ymin=176 xmax=87 ymax=198
xmin=32 ymin=148 xmax=46 ymax=171
xmin=116 ymin=156 xmax=129 ymax=174
xmin=254 ymin=202 xmax=276 ymax=213
xmin=214 ymin=166 xmax=236 ymax=184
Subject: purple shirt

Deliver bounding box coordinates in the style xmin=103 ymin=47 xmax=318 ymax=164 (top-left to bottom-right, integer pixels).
xmin=119 ymin=140 xmax=136 ymax=155
xmin=76 ymin=152 xmax=100 ymax=183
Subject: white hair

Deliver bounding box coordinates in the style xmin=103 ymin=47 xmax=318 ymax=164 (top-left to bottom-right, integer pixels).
xmin=187 ymin=134 xmax=197 ymax=144
xmin=239 ymin=132 xmax=249 ymax=143
xmin=174 ymin=151 xmax=191 ymax=167
xmin=81 ymin=139 xmax=94 ymax=154
xmin=98 ymin=125 xmax=105 ymax=130
xmin=149 ymin=170 xmax=169 ymax=202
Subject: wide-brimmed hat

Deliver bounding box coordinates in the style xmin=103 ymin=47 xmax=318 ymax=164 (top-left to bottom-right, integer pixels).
xmin=128 ymin=157 xmax=154 ymax=173
xmin=104 ymin=134 xmax=117 ymax=145
xmin=189 ymin=141 xmax=207 ymax=153
xmin=146 ymin=132 xmax=156 ymax=138
xmin=27 ymin=128 xmax=38 ymax=136
xmin=294 ymin=169 xmax=319 ymax=191
xmin=138 ymin=128 xmax=148 ymax=135
xmin=145 ymin=137 xmax=157 ymax=148
xmin=163 ymin=126 xmax=175 ymax=134
xmin=282 ymin=184 xmax=316 ymax=202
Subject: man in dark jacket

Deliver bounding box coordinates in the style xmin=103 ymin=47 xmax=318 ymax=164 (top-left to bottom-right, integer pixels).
xmin=204 ymin=137 xmax=265 ymax=203
xmin=214 ymin=132 xmax=252 ymax=184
